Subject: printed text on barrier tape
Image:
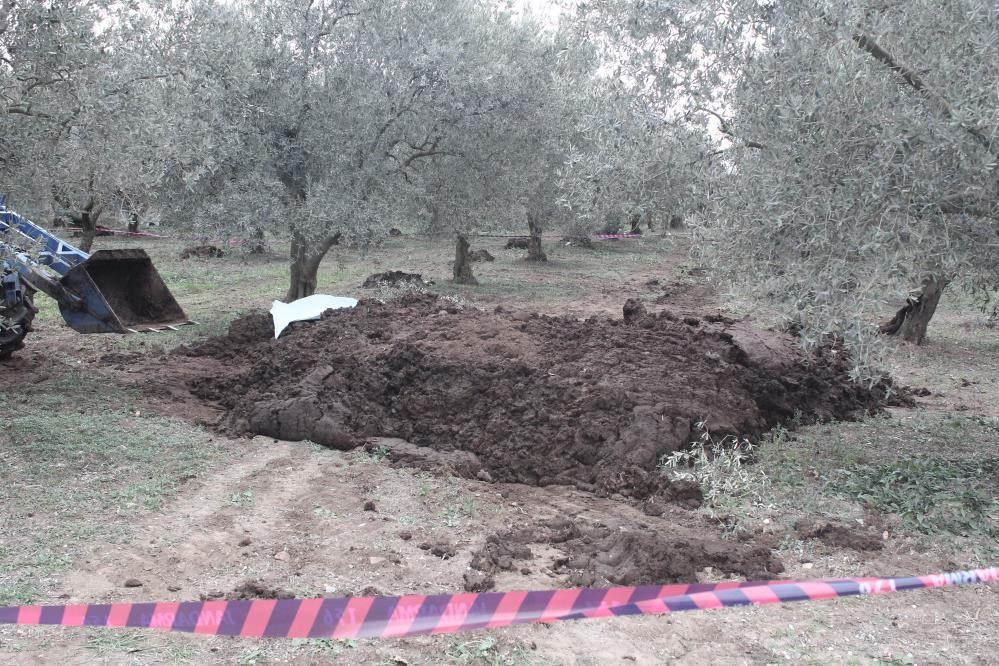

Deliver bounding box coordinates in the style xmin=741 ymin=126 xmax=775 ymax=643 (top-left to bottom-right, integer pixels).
xmin=0 ymin=568 xmax=994 ymax=639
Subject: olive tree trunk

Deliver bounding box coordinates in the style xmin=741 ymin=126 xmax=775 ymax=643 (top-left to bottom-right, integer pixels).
xmin=453 ymin=234 xmax=477 ymax=284
xmin=879 ymin=275 xmax=948 ymax=344
xmin=75 ymin=200 xmax=102 ymax=253
xmin=629 ymin=213 xmax=642 ymax=234
xmin=285 ymin=232 xmax=341 ymax=302
xmin=526 ymin=211 xmax=547 ymax=262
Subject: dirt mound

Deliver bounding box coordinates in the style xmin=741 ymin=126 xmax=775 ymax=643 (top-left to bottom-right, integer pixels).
xmin=225 ymin=581 xmax=295 ymax=600
xmin=469 ymin=518 xmax=782 ymax=589
xmin=361 ymin=271 xmax=431 ymax=288
xmin=181 ymin=294 xmax=897 ymax=498
xmin=794 ymin=519 xmax=884 ymax=552
xmin=180 ymin=245 xmax=224 ymax=259
xmin=469 ymin=249 xmax=495 ymax=262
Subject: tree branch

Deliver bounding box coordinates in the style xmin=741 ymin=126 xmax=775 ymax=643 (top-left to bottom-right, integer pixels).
xmin=5 ymin=105 xmax=53 ymax=119
xmin=852 ymin=32 xmax=995 ymax=155
xmin=693 ymin=106 xmax=765 ymax=149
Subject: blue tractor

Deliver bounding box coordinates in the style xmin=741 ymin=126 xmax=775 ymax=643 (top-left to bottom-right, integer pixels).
xmin=0 ymin=196 xmax=192 ymax=359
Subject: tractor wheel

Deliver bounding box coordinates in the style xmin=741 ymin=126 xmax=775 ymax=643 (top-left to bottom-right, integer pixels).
xmin=0 ymin=289 xmax=35 ymax=360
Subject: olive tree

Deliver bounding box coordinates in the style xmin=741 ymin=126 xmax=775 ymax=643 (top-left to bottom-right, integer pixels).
xmin=698 ymin=0 xmax=998 ymax=354
xmin=579 ymin=0 xmax=997 ymax=369
xmin=1 ymin=0 xmax=177 ymax=250
xmin=158 ymin=0 xmax=580 ymax=300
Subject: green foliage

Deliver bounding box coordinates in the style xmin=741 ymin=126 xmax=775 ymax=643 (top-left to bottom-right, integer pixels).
xmin=830 ymin=456 xmax=998 ymax=536
xmin=660 ymin=421 xmax=766 ymax=509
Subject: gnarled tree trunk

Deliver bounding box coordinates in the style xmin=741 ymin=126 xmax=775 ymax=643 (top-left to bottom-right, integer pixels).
xmin=879 ymin=275 xmax=948 ymax=344
xmin=526 ymin=211 xmax=547 ymax=262
xmin=74 ymin=199 xmax=102 ymax=253
xmin=285 ymin=231 xmax=341 ymax=302
xmin=629 ymin=213 xmax=643 ymax=234
xmin=453 ymin=234 xmax=477 ymax=284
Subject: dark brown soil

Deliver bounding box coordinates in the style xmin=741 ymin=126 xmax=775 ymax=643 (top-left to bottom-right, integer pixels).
xmin=224 ymin=581 xmax=295 ymax=600
xmin=469 ymin=517 xmax=783 ymax=589
xmin=178 ymin=294 xmax=898 ymax=499
xmin=469 ymin=249 xmax=495 ymax=262
xmin=361 ymin=271 xmax=431 ymax=288
xmin=179 ymin=245 xmax=224 ymax=259
xmin=794 ymin=519 xmax=884 ymax=552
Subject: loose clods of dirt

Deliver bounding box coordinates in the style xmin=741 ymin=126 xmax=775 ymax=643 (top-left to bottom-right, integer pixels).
xmin=794 ymin=519 xmax=884 ymax=552
xmin=469 ymin=249 xmax=495 ymax=262
xmin=419 ymin=541 xmax=458 ymax=559
xmin=468 ymin=518 xmax=783 ymax=590
xmin=179 ymin=245 xmax=224 ymax=259
xmin=361 ymin=271 xmax=431 ymax=288
xmin=463 ymin=571 xmax=495 ymax=593
xmin=221 ymin=581 xmax=295 ymax=601
xmin=178 ymin=294 xmax=899 ymax=500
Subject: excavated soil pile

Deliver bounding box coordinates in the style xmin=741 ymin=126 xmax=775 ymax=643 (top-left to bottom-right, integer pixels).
xmin=466 ymin=518 xmax=782 ymax=591
xmin=182 ymin=293 xmax=896 ymax=498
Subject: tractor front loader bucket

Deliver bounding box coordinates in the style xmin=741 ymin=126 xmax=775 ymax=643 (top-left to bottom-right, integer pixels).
xmin=57 ymin=249 xmax=192 ymax=333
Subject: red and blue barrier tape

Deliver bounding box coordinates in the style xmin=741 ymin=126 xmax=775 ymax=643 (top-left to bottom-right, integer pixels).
xmin=1 ymin=568 xmax=994 ymax=639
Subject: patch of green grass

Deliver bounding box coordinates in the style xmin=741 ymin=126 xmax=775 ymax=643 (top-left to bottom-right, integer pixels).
xmin=829 ymin=456 xmax=998 ymax=536
xmin=0 ymin=580 xmax=40 ymax=606
xmin=312 ymin=505 xmax=338 ymax=519
xmin=307 ymin=637 xmax=358 ymax=657
xmin=0 ymin=369 xmax=221 ymax=603
xmin=445 ymin=636 xmax=542 ymax=665
xmin=166 ymin=643 xmax=201 ymax=662
xmin=228 ymin=490 xmax=255 ymax=507
xmin=85 ymin=630 xmax=146 ymax=655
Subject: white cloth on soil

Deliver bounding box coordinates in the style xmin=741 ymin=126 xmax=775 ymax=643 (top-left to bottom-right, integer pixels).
xmin=270 ymin=294 xmax=358 ymax=338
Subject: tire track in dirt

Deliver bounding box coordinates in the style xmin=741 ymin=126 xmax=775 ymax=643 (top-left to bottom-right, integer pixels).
xmin=59 ymin=438 xmax=316 ymax=601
